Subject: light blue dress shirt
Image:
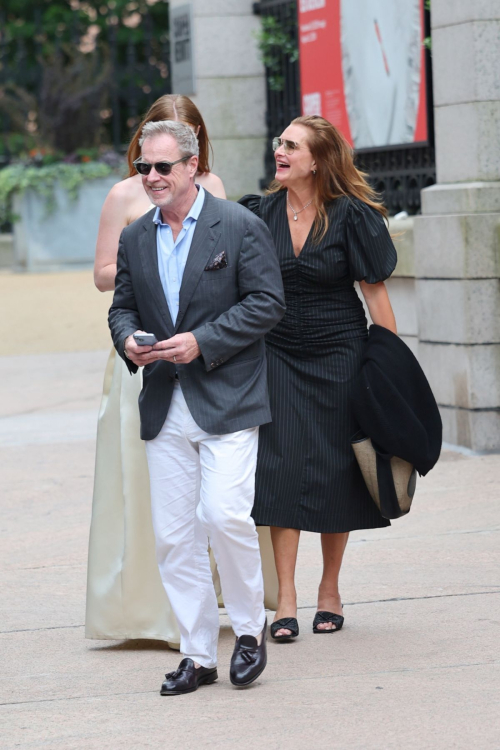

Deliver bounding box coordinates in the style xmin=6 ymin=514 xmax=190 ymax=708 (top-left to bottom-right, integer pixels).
xmin=153 ymin=185 xmax=205 ymax=325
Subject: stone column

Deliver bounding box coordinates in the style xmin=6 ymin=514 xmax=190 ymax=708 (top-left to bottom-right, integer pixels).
xmin=169 ymin=0 xmax=266 ymax=199
xmin=413 ymin=1 xmax=500 ymax=450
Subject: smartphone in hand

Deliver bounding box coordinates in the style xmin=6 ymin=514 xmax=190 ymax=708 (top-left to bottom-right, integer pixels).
xmin=133 ymin=333 xmax=158 ymax=346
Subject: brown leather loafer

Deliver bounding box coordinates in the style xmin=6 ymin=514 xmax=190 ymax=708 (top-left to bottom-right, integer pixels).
xmin=160 ymin=658 xmax=218 ymax=696
xmin=229 ymin=619 xmax=267 ymax=687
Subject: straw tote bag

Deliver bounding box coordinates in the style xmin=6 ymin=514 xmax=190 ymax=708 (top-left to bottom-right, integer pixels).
xmin=351 ymin=432 xmax=417 ymax=519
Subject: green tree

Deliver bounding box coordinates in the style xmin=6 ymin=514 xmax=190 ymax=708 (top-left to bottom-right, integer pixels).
xmin=0 ymin=0 xmax=170 ymax=157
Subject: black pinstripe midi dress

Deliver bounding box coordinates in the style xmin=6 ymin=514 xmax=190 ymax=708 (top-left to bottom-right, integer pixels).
xmin=239 ymin=191 xmax=397 ymax=533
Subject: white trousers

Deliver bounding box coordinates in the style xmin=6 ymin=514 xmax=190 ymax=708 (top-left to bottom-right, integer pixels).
xmin=145 ymin=382 xmax=266 ymax=668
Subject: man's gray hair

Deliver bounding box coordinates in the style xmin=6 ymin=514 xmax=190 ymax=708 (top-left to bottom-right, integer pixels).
xmin=139 ymin=120 xmax=199 ymax=158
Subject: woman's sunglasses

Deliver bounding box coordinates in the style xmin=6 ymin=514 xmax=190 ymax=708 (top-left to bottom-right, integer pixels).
xmin=272 ymin=137 xmax=300 ymax=155
xmin=133 ymin=155 xmax=193 ymax=176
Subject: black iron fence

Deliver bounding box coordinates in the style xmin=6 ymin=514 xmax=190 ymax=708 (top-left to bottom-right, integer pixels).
xmin=0 ymin=1 xmax=171 ymax=163
xmin=253 ymin=0 xmax=301 ymax=190
xmin=254 ymin=0 xmax=435 ymax=214
xmin=356 ymin=143 xmax=436 ymax=216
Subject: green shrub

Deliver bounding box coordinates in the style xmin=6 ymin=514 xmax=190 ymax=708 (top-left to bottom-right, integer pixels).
xmin=0 ymin=161 xmax=119 ymax=225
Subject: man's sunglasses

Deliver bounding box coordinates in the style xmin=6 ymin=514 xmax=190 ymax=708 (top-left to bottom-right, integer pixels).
xmin=133 ymin=154 xmax=193 ymax=176
xmin=272 ymin=137 xmax=301 ymax=155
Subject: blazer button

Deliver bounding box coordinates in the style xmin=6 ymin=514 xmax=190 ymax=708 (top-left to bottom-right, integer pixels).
xmin=211 ymin=362 xmax=216 ymax=368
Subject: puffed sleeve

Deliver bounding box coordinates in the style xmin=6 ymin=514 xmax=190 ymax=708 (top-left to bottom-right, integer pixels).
xmin=238 ymin=194 xmax=262 ymax=218
xmin=345 ymin=198 xmax=397 ymax=283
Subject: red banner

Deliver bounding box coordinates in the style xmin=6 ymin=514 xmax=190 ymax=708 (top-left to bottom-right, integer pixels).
xmin=298 ymin=0 xmax=428 ymax=149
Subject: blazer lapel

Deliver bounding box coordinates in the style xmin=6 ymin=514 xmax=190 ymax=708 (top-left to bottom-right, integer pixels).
xmin=175 ymin=193 xmax=221 ymax=332
xmin=138 ymin=216 xmax=175 ymax=335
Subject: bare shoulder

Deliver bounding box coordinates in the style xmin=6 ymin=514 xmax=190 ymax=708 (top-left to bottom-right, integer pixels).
xmin=198 ymin=171 xmax=226 ymax=199
xmin=105 ymin=174 xmax=143 ymax=203
xmin=102 ymin=176 xmax=133 ymax=212
xmin=103 ymin=174 xmax=151 ymax=224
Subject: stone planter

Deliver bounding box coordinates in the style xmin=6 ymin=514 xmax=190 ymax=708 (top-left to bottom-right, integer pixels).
xmin=13 ymin=175 xmax=119 ymax=271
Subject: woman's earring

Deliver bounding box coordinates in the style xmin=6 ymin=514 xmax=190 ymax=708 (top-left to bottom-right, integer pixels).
xmin=312 ymin=169 xmax=317 ymax=175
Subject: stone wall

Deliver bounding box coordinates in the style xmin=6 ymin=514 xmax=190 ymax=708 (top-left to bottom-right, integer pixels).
xmin=169 ymin=0 xmax=267 ymax=200
xmin=413 ymin=1 xmax=500 ymax=451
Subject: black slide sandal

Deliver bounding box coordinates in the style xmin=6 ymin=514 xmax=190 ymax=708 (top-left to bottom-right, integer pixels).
xmin=270 ymin=617 xmax=299 ymax=641
xmin=313 ymin=611 xmax=344 ymax=633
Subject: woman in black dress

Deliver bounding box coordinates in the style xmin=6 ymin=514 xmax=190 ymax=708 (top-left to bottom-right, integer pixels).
xmin=240 ymin=116 xmax=397 ymax=639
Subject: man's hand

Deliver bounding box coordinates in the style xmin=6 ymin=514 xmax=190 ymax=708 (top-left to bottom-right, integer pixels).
xmin=123 ymin=331 xmax=155 ymax=367
xmin=151 ymin=333 xmax=201 ymax=364
xmin=126 ymin=332 xmax=201 ymax=366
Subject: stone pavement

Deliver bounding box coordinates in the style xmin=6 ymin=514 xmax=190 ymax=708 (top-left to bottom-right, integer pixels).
xmin=1 ymin=270 xmax=499 ymax=749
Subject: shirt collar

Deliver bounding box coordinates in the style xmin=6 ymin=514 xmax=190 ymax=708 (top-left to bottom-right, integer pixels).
xmin=153 ymin=185 xmax=205 ymax=226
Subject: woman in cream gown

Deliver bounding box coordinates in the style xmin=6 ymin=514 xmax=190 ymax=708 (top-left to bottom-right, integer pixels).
xmin=86 ymin=96 xmax=278 ymax=646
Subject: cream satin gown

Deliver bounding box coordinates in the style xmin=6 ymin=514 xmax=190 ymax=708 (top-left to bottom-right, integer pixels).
xmin=85 ymin=232 xmax=278 ymax=646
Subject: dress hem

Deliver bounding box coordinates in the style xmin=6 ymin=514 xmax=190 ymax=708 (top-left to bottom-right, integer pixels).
xmin=254 ymin=518 xmax=390 ymax=533
xmin=85 ymin=630 xmax=181 ymax=647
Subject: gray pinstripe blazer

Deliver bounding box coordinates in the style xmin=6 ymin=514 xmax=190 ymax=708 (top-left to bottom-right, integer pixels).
xmin=108 ymin=190 xmax=286 ymax=440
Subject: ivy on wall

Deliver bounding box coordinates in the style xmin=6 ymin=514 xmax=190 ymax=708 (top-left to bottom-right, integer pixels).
xmin=423 ymin=0 xmax=431 ymax=51
xmin=254 ymin=14 xmax=298 ymax=92
xmin=0 ymin=161 xmax=121 ymax=225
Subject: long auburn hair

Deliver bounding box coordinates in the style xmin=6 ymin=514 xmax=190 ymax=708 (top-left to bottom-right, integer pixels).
xmin=268 ymin=115 xmax=387 ymax=241
xmin=127 ymin=94 xmax=213 ymax=177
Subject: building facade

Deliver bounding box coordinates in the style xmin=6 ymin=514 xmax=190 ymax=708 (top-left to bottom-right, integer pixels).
xmin=169 ymin=0 xmax=268 ymax=200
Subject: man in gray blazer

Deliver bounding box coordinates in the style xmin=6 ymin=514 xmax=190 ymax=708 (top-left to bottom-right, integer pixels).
xmin=108 ymin=120 xmax=285 ymax=695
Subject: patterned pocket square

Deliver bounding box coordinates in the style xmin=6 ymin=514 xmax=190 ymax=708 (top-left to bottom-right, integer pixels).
xmin=205 ymin=251 xmax=228 ymax=271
